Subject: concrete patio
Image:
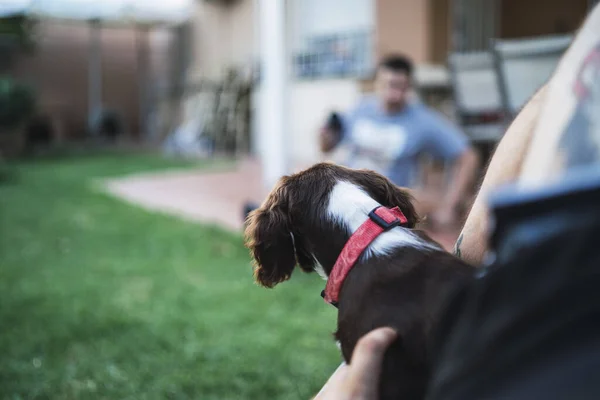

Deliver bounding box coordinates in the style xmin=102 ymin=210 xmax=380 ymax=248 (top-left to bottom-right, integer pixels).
xmin=104 ymin=158 xmax=263 ymax=231
xmin=103 ymin=157 xmax=459 ymax=250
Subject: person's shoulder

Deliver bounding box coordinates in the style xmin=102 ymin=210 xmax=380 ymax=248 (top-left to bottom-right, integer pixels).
xmin=406 ymin=100 xmax=439 ymax=118
xmin=353 ymin=95 xmax=379 ymax=115
xmin=407 ymin=101 xmax=453 ymax=125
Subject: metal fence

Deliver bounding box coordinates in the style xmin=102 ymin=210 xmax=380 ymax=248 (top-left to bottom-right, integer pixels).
xmin=453 ymin=0 xmax=599 ymax=53
xmin=452 ymin=0 xmax=500 ymax=53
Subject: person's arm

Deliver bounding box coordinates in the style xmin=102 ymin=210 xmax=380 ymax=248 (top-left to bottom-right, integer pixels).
xmin=312 ymin=328 xmax=397 ymax=400
xmin=436 ymin=147 xmax=479 ymax=226
xmin=422 ymin=111 xmax=479 ymax=225
xmin=518 ymin=5 xmax=600 ymax=186
xmin=457 ymin=3 xmax=600 ymax=264
xmin=454 ymin=85 xmax=548 ymax=264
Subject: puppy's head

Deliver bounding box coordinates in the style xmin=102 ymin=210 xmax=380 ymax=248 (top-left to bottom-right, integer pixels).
xmin=244 ymin=163 xmax=420 ymax=287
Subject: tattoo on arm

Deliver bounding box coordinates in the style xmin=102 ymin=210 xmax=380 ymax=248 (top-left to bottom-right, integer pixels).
xmin=558 ymin=43 xmax=600 ymax=170
xmin=454 ymin=233 xmax=463 ymax=258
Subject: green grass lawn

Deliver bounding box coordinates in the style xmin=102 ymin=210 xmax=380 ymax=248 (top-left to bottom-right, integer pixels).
xmin=0 ymin=153 xmax=339 ymax=400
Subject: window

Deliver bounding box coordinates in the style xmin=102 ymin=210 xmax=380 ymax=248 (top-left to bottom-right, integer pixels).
xmin=289 ymin=0 xmax=374 ymax=79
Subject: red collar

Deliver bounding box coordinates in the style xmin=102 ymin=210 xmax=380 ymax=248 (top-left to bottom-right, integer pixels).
xmin=322 ymin=206 xmax=408 ymax=307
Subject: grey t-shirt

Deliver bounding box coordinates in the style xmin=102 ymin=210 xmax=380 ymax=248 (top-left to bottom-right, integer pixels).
xmin=337 ymin=97 xmax=469 ymax=187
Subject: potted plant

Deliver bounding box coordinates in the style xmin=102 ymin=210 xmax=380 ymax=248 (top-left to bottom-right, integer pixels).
xmin=0 ymin=77 xmax=36 ymax=158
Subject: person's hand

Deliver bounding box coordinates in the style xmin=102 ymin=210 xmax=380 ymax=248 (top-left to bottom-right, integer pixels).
xmin=313 ymin=327 xmax=397 ymax=400
xmin=319 ymin=128 xmax=340 ymax=153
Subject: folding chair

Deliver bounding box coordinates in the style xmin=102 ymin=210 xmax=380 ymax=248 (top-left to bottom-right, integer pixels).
xmin=448 ymin=51 xmax=506 ymax=144
xmin=493 ymin=34 xmax=573 ymax=118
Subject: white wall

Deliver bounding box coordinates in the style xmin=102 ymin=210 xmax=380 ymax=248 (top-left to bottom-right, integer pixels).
xmin=290 ymin=79 xmax=361 ymax=166
xmin=228 ymin=0 xmax=256 ymax=69
xmin=190 ymin=0 xmax=255 ymax=79
xmin=190 ymin=1 xmax=228 ymax=79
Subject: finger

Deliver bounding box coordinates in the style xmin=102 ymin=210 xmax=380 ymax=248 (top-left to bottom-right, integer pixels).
xmin=345 ymin=327 xmax=397 ymax=397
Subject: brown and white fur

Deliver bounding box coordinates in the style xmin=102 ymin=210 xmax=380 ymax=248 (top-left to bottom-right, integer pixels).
xmin=244 ymin=163 xmax=473 ymax=400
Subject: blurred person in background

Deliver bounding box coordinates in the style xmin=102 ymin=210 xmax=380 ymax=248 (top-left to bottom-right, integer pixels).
xmin=320 ymin=55 xmax=478 ymax=228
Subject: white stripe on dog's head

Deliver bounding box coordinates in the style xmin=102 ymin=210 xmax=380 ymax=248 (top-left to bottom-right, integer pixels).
xmin=326 ymin=180 xmax=438 ymax=259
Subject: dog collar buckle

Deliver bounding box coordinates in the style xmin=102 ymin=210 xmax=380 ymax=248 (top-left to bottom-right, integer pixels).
xmin=368 ymin=206 xmax=407 ymax=230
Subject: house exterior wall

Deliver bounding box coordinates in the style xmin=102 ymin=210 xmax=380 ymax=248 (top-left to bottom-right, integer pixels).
xmin=429 ymin=0 xmax=451 ymax=63
xmin=12 ymin=22 xmax=92 ymax=138
xmin=190 ymin=2 xmax=229 ymax=79
xmin=189 ymin=0 xmax=255 ymax=80
xmin=375 ymin=0 xmax=431 ymax=63
xmin=500 ymin=0 xmax=588 ymax=38
xmin=11 ymin=21 xmax=171 ymax=139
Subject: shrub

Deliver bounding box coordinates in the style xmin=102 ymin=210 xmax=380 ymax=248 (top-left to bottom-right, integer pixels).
xmin=0 ymin=77 xmax=36 ymax=131
xmin=0 ymin=15 xmax=36 ymax=52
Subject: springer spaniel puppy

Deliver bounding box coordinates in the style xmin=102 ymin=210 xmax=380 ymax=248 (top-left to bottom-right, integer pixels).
xmin=245 ymin=163 xmax=473 ymax=400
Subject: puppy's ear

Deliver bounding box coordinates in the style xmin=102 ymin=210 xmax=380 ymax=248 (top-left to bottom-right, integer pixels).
xmin=244 ymin=184 xmax=297 ymax=288
xmin=354 ymin=170 xmax=420 ymax=228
